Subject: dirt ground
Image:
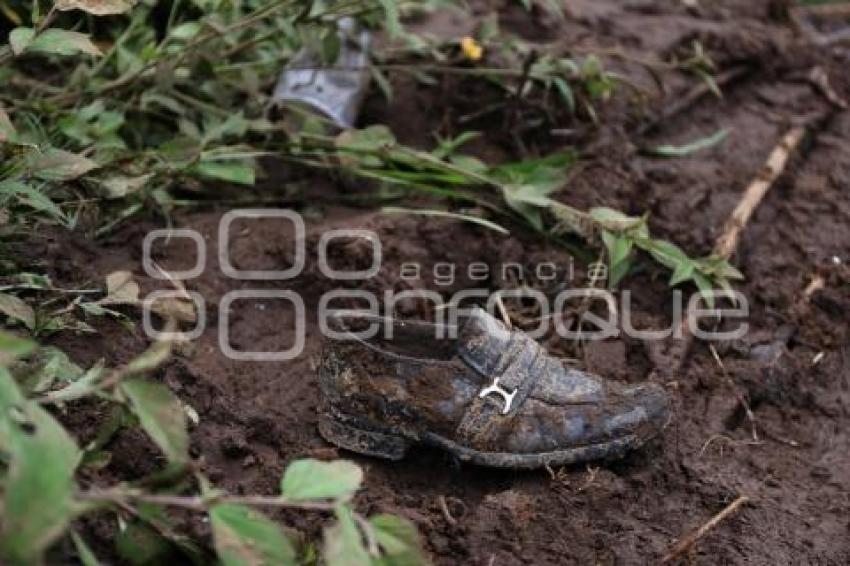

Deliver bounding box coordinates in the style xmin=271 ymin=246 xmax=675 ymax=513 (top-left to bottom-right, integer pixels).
xmin=38 ymin=0 xmax=850 ymax=563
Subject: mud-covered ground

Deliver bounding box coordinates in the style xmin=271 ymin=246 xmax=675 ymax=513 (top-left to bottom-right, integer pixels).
xmin=39 ymin=1 xmax=850 ymax=563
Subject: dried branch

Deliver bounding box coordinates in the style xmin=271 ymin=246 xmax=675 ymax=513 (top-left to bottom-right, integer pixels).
xmin=713 ymin=125 xmax=806 ymax=260
xmin=661 ymin=495 xmax=750 ymax=563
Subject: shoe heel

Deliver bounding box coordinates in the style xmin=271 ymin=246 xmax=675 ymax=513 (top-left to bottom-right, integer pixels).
xmin=318 ymin=415 xmax=412 ymax=461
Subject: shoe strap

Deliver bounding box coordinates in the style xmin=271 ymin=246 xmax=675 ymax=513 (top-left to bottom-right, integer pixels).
xmin=455 ymin=330 xmax=548 ymax=448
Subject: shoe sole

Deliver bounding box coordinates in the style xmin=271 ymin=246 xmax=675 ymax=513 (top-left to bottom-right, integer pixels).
xmin=318 ymin=411 xmax=642 ymax=470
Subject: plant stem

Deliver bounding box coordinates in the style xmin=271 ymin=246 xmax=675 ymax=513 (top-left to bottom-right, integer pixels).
xmin=78 ymin=488 xmax=339 ymax=512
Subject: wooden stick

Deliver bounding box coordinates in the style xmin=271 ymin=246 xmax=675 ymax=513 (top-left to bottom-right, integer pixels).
xmin=713 ymin=125 xmax=806 ymax=259
xmin=494 ymin=294 xmax=513 ymax=329
xmin=670 ymin=124 xmax=807 ymax=372
xmin=661 ymin=495 xmax=750 ymax=563
xmin=807 ymin=67 xmax=848 ymax=110
xmin=437 ymin=495 xmax=458 ymax=526
xmin=802 ymin=274 xmax=825 ymax=301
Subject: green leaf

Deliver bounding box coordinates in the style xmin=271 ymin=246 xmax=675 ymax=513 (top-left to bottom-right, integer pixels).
xmin=0 ymin=106 xmax=16 ymax=143
xmin=432 ymin=132 xmax=479 ymax=160
xmin=608 ymin=258 xmax=632 ymax=289
xmin=159 ymin=136 xmax=202 ymax=167
xmin=370 ymin=514 xmax=426 ymax=566
xmin=501 ymin=181 xmax=559 ymax=231
xmin=697 ymin=257 xmax=744 ymax=280
xmin=377 ymin=0 xmax=402 ymax=38
xmin=281 ymin=459 xmax=363 ymax=502
xmin=140 ymin=92 xmax=185 ymax=115
xmin=589 ymin=207 xmax=643 ymax=231
xmin=721 ymin=262 xmax=744 ymax=280
xmin=449 ymin=154 xmax=488 ymax=175
xmin=27 ymin=29 xmax=102 ymax=56
xmin=58 ymin=103 xmax=125 ymax=148
xmin=0 ymin=180 xmax=68 ymax=223
xmin=601 ymin=230 xmax=634 ymax=287
xmin=0 ymin=292 xmax=35 ymax=330
xmin=210 ymin=504 xmax=296 ymax=566
xmin=669 ymin=260 xmax=695 ymax=286
xmin=27 ymin=148 xmax=99 ymax=181
xmin=115 ymin=521 xmax=174 ymax=565
xmin=324 ymin=505 xmax=370 ymax=566
xmin=99 ymin=174 xmax=153 ymax=198
xmin=9 ymin=27 xmax=34 ymax=55
xmin=133 ymin=502 xmax=205 ymax=563
xmin=716 ymin=276 xmax=738 ymax=302
xmin=649 ymin=128 xmax=729 ymax=158
xmin=0 ymin=368 xmax=81 ymax=564
xmin=371 ymin=66 xmax=394 ymax=102
xmin=11 ymin=345 xmax=82 ymax=395
xmin=123 ymin=336 xmax=172 ymax=374
xmin=194 ymin=160 xmax=255 ymax=185
xmin=550 ymin=202 xmax=592 ymax=237
xmin=43 ymin=359 xmax=105 ymax=403
xmin=55 ymin=0 xmax=135 ymax=15
xmin=642 ymin=238 xmax=691 ymax=271
xmin=336 ymin=125 xmax=396 ymax=153
xmin=0 ymin=331 xmax=36 ymax=367
xmin=692 ymin=271 xmax=716 ymax=309
xmin=71 ymin=531 xmax=101 ymax=566
xmin=601 ymin=230 xmax=633 ymax=266
xmin=552 ymin=77 xmax=575 ymax=112
xmin=202 ymin=113 xmax=250 ymax=144
xmin=120 ymin=378 xmax=188 ymax=464
xmin=169 ymin=21 xmax=201 ymax=41
xmin=491 ymin=151 xmax=575 ymax=192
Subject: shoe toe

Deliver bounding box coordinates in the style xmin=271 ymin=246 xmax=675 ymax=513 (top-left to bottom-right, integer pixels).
xmin=613 ymin=383 xmax=670 ymax=440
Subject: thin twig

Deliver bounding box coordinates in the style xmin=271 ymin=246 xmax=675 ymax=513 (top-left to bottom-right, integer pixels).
xmin=801 ymin=274 xmax=825 ymax=302
xmin=437 ymin=495 xmax=457 ymax=527
xmin=494 ymin=295 xmax=513 ymax=329
xmin=661 ymin=495 xmax=750 ymax=563
xmin=354 ymin=513 xmax=380 ymax=556
xmin=152 ymin=261 xmax=191 ymax=301
xmin=807 ymin=67 xmax=848 ymax=110
xmin=709 ymin=344 xmax=758 ymax=442
xmin=713 ymin=125 xmax=806 ymax=259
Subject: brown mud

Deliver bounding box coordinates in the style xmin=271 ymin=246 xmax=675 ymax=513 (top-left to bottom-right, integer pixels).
xmin=38 ymin=1 xmax=850 ymax=563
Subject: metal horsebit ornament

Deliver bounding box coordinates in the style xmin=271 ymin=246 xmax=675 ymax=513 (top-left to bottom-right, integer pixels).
xmin=479 ymin=377 xmax=518 ymax=415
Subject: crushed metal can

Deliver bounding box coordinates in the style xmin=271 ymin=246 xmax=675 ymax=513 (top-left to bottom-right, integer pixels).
xmin=273 ymin=17 xmax=372 ymax=129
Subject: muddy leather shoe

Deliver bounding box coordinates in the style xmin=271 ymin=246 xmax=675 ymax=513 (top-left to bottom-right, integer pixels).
xmin=317 ymin=308 xmax=670 ymax=469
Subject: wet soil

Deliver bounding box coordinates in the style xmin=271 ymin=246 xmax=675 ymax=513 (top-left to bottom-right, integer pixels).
xmin=38 ymin=0 xmax=850 ymax=563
